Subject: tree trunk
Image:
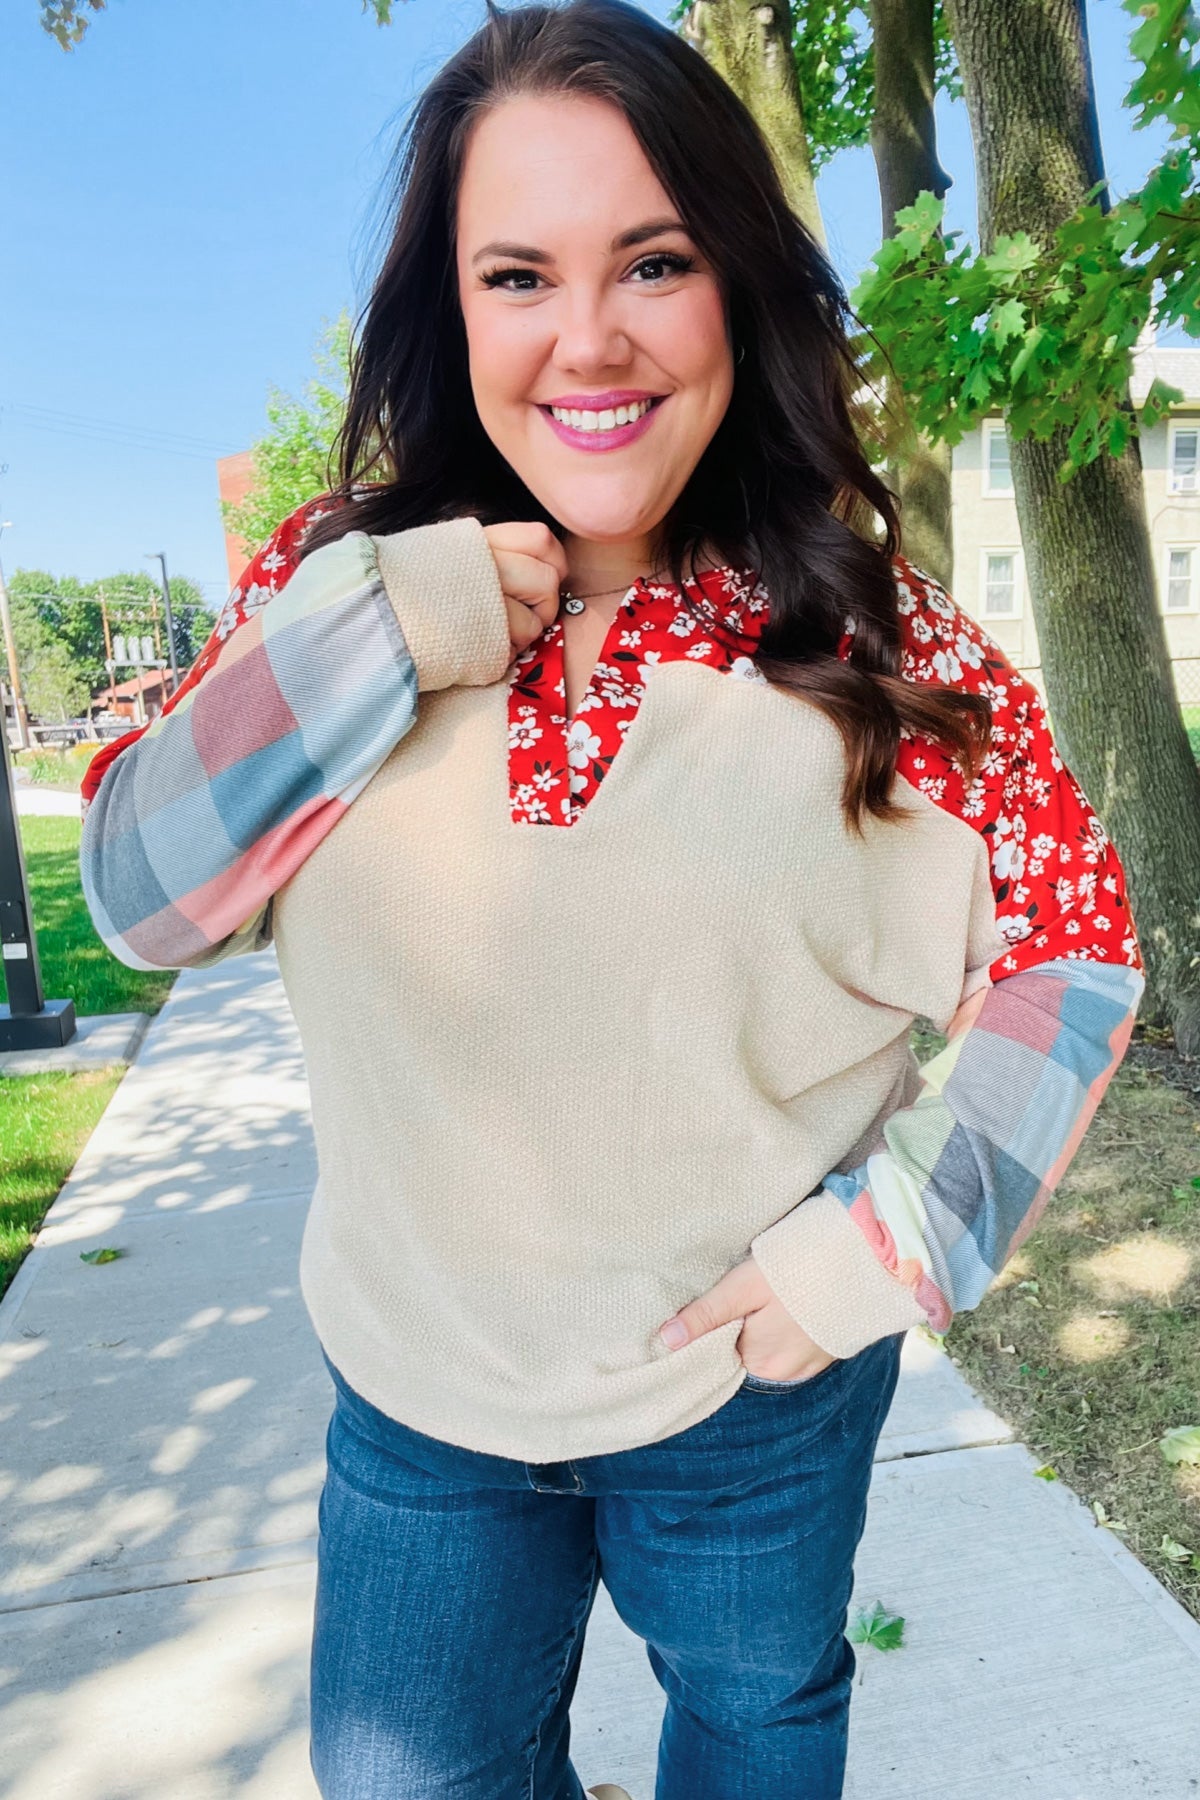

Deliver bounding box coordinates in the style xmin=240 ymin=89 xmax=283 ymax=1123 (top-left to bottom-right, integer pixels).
xmin=870 ymin=0 xmax=955 ymax=586
xmin=944 ymin=0 xmax=1200 ymax=1053
xmin=680 ymin=0 xmax=825 ymax=245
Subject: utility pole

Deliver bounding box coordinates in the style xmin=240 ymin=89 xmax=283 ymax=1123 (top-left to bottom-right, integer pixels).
xmin=146 ymin=552 xmax=180 ymax=694
xmin=0 ymin=527 xmax=30 ymax=751
xmin=99 ymin=587 xmax=118 ymax=713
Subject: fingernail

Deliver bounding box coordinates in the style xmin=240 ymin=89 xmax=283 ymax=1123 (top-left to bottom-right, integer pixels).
xmin=660 ymin=1319 xmax=688 ymax=1349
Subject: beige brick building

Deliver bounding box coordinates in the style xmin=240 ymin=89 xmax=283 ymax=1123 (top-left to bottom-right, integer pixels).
xmin=949 ymin=331 xmax=1200 ymax=710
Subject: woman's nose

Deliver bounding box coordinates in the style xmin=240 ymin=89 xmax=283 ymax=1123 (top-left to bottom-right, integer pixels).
xmin=551 ymin=292 xmax=632 ymax=374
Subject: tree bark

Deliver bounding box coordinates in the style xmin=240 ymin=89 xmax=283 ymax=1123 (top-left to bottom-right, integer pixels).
xmin=680 ymin=0 xmax=825 ymax=245
xmin=870 ymin=0 xmax=955 ymax=586
xmin=944 ymin=0 xmax=1200 ymax=1052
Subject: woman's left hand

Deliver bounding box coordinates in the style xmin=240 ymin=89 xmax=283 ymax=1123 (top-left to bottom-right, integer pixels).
xmin=658 ymin=1256 xmax=838 ymax=1382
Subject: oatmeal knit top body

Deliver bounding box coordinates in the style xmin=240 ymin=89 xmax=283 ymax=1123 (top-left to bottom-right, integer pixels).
xmin=80 ymin=502 xmax=1144 ymax=1460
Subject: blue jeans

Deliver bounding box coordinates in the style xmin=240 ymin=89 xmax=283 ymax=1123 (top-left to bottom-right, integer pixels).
xmin=310 ymin=1331 xmax=904 ymax=1800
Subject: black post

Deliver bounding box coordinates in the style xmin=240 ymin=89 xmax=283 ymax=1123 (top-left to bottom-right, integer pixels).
xmin=0 ymin=724 xmax=75 ymax=1050
xmin=150 ymin=552 xmax=180 ymax=693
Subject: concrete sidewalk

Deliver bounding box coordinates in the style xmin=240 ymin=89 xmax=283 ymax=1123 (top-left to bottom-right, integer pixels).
xmin=14 ymin=784 xmax=84 ymax=817
xmin=2 ymin=957 xmax=1198 ymax=1800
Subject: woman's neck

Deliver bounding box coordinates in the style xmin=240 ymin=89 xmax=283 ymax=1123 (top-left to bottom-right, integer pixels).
xmin=560 ymin=534 xmax=655 ymax=598
xmin=559 ymin=530 xmax=727 ymax=599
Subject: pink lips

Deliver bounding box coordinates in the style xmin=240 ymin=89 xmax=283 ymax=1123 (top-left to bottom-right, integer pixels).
xmin=538 ymin=394 xmax=665 ymax=453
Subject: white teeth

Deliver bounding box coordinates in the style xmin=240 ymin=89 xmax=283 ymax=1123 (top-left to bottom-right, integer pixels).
xmin=548 ymin=398 xmax=654 ymax=431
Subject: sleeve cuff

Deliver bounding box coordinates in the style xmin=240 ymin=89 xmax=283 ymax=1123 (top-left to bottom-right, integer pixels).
xmin=750 ymin=1188 xmax=927 ymax=1359
xmin=373 ymin=515 xmax=511 ymax=693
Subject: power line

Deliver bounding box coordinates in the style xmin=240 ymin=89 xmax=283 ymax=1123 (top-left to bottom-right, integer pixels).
xmin=1 ymin=401 xmax=242 ymax=462
xmin=17 ymin=590 xmax=214 ymax=614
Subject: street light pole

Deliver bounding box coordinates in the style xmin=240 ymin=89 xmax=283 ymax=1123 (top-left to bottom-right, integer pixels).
xmin=146 ymin=552 xmax=180 ymax=694
xmin=0 ymin=720 xmax=75 ymax=1050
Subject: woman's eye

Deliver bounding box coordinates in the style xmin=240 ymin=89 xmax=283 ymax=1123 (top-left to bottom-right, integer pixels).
xmin=479 ymin=267 xmax=542 ymax=292
xmin=479 ymin=252 xmax=696 ymax=292
xmin=630 ymin=252 xmax=695 ymax=282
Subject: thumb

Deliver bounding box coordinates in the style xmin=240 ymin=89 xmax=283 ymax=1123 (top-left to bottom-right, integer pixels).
xmin=659 ymin=1263 xmax=757 ymax=1350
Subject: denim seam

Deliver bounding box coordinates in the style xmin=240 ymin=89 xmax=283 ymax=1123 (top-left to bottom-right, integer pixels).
xmin=523 ymin=1540 xmax=601 ymax=1799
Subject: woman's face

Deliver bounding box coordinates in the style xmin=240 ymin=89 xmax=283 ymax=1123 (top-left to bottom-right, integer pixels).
xmin=454 ymin=93 xmax=734 ymax=546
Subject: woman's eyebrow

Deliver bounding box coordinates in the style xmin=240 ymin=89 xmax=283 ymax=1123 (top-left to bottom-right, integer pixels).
xmin=471 ymin=218 xmax=690 ymax=266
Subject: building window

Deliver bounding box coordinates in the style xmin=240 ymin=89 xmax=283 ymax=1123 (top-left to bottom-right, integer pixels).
xmin=982 ymin=550 xmax=1022 ymax=617
xmin=983 ymin=421 xmax=1013 ymax=495
xmin=1164 ymin=546 xmax=1198 ymax=612
xmin=1169 ymin=423 xmax=1199 ymax=495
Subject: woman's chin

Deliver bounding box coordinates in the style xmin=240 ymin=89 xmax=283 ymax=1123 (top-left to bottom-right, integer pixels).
xmin=539 ymin=498 xmax=670 ymax=545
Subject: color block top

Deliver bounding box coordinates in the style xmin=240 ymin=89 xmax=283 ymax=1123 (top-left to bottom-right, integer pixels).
xmin=79 ymin=502 xmax=1144 ymax=1459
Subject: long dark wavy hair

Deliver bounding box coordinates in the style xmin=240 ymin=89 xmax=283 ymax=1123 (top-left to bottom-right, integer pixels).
xmin=302 ymin=0 xmax=990 ymax=828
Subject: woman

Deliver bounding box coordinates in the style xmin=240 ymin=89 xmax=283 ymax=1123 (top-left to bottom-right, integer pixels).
xmin=80 ymin=3 xmax=1144 ymax=1795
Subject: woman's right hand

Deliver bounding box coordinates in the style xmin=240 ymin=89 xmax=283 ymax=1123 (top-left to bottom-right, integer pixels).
xmin=481 ymin=522 xmax=568 ymax=661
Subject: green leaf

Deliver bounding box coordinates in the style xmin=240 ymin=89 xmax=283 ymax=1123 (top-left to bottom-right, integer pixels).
xmin=847 ymin=1600 xmax=906 ymax=1651
xmin=989 ymin=299 xmax=1028 ymax=345
xmin=79 ymin=1247 xmax=124 ymax=1265
xmin=1033 ymin=1464 xmax=1059 ymax=1481
xmin=1160 ymin=1535 xmax=1196 ymax=1562
xmin=1092 ymin=1500 xmax=1129 ymax=1532
xmin=1011 ymin=325 xmax=1051 ymax=384
xmin=1160 ymin=1425 xmax=1200 ymax=1466
xmin=982 ymin=232 xmax=1041 ymax=278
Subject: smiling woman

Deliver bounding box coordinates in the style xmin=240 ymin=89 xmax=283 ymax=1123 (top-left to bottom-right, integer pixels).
xmin=76 ymin=3 xmax=1144 ymax=1796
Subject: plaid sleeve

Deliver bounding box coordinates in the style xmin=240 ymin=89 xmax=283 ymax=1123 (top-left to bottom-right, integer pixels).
xmin=80 ymin=514 xmax=424 ymax=971
xmin=750 ymin=560 xmax=1146 ymax=1359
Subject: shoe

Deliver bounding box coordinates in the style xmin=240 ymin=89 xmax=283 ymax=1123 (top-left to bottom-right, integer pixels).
xmin=587 ymin=1789 xmax=634 ymax=1800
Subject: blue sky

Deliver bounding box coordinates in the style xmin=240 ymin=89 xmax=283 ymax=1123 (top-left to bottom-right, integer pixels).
xmin=0 ymin=0 xmax=1179 ymax=602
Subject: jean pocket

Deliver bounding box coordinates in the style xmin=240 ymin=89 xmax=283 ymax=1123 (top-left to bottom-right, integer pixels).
xmin=738 ymin=1357 xmax=845 ymax=1394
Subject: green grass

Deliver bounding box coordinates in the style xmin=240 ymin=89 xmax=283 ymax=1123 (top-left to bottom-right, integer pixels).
xmin=19 ymin=815 xmax=174 ymax=1017
xmin=0 ymin=817 xmax=173 ymax=1300
xmin=1184 ymin=705 xmax=1200 ymax=762
xmin=0 ymin=1069 xmax=123 ymax=1299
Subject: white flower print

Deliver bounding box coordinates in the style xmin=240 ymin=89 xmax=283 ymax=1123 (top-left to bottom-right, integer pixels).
xmin=239 ymin=581 xmax=275 ymax=618
xmin=962 ymin=782 xmax=987 ymax=820
xmin=995 ymin=911 xmax=1035 ymax=942
xmin=667 ymin=612 xmax=698 ymax=638
xmin=991 ymin=813 xmax=1027 ymax=883
xmin=956 ymin=632 xmax=985 ymax=670
xmin=728 ymin=656 xmax=767 ymax=683
xmin=685 ymin=642 xmax=714 ymax=660
xmin=566 ymin=721 xmax=602 ymax=768
xmin=508 ymin=715 xmax=543 ymax=751
xmin=259 ymin=548 xmax=287 ymax=575
xmin=932 ymin=646 xmax=964 ymax=684
xmin=513 ymin=787 xmax=553 ymax=825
